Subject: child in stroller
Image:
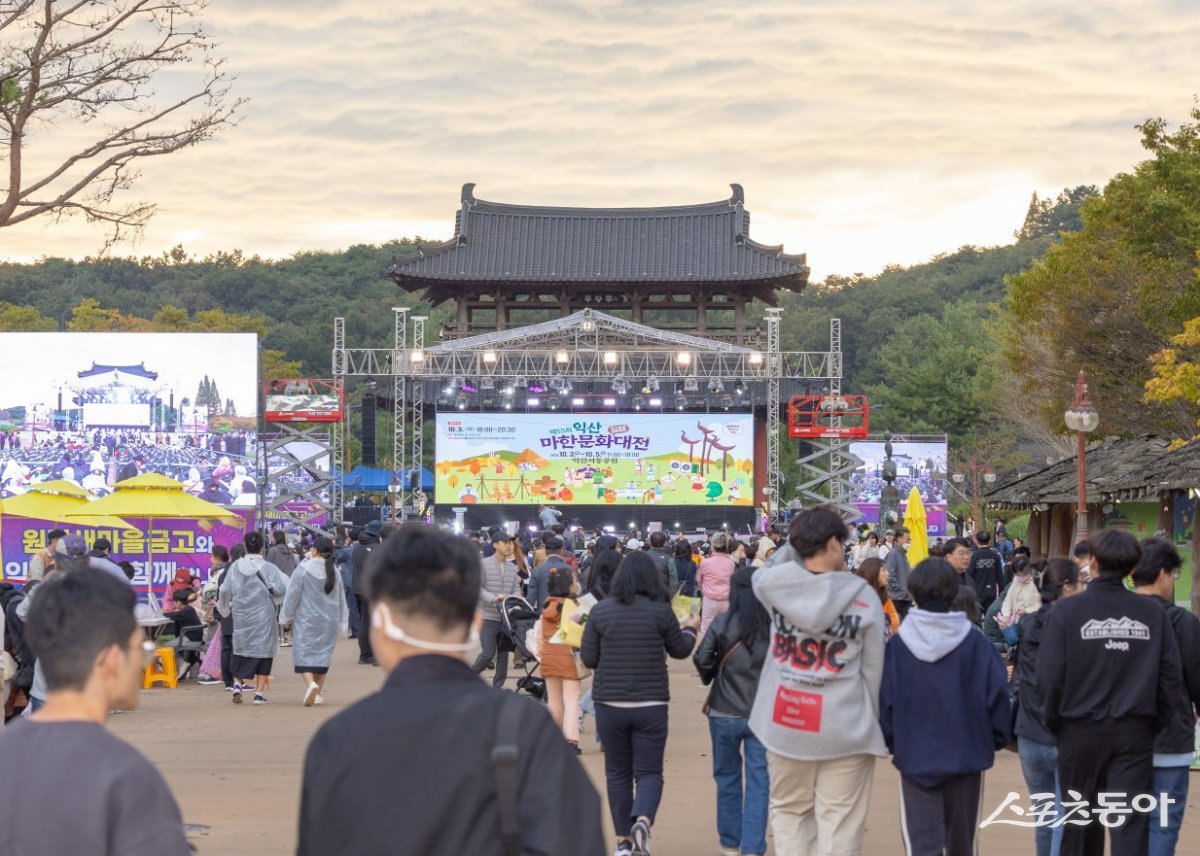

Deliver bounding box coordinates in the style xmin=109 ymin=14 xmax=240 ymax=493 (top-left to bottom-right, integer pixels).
xmin=499 ymin=595 xmax=546 ymax=701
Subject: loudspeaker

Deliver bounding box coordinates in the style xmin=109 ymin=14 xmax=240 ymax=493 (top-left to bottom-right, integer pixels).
xmin=361 ymin=395 xmax=377 ymax=466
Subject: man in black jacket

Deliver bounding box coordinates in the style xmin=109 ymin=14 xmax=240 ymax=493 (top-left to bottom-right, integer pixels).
xmin=350 ymin=521 xmax=382 ymax=665
xmin=1038 ymin=529 xmax=1184 ymax=856
xmin=966 ymin=531 xmax=1005 ymax=612
xmin=1132 ymin=537 xmax=1200 ymax=854
xmin=645 ymin=531 xmax=676 ymax=593
xmin=298 ymin=525 xmax=605 ymax=856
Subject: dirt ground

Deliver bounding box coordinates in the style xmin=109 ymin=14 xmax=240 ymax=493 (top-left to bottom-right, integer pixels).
xmin=109 ymin=640 xmax=1200 ymax=855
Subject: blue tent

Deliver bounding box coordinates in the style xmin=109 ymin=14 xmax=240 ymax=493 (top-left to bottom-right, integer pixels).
xmin=336 ymin=466 xmax=433 ymax=492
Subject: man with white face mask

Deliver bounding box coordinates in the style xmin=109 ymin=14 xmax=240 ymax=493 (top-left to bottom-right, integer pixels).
xmin=297 ymin=525 xmax=605 ymax=856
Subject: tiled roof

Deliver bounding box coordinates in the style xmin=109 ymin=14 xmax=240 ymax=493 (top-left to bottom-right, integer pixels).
xmin=389 ymin=183 xmax=809 ymax=288
xmin=77 ymin=363 xmax=158 ymax=380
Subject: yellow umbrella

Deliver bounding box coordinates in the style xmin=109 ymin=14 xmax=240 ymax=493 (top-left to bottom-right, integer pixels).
xmin=66 ymin=474 xmax=242 ymax=601
xmin=903 ymin=487 xmax=929 ymax=566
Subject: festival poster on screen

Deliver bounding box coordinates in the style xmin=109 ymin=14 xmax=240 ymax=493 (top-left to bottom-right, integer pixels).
xmin=435 ymin=413 xmax=755 ymax=506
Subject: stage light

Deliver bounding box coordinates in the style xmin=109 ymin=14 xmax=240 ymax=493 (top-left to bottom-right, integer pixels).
xmin=549 ymin=374 xmax=567 ymax=392
xmin=503 ymin=386 xmax=514 ymax=396
xmin=443 ymin=384 xmax=454 ymax=395
xmin=555 ymin=350 xmax=570 ymax=364
xmin=719 ymin=395 xmax=733 ymax=409
xmin=454 ymin=395 xmax=467 ymax=410
xmin=674 ymin=522 xmax=680 ymax=528
xmin=504 ymin=402 xmax=512 ymax=410
xmin=648 ymin=397 xmax=662 ymax=407
xmin=514 ymin=376 xmax=528 ymax=388
xmin=611 ymin=374 xmax=630 ymax=394
xmin=527 ymin=397 xmax=540 ymax=407
xmin=410 ymin=350 xmax=425 ymax=363
xmin=548 ymin=395 xmax=561 ymax=409
xmin=708 ymin=378 xmax=725 ymax=394
xmin=674 ymin=395 xmax=688 ymax=410
xmin=603 ymin=351 xmax=618 ymax=365
xmin=603 ymin=398 xmax=616 ymax=406
xmin=480 ymin=377 xmax=495 ymax=390
xmin=632 ymin=395 xmax=646 ymax=410
xmin=604 ymin=526 xmax=615 ymax=533
xmin=676 ymin=351 xmax=692 ymax=367
xmin=451 ymin=376 xmax=465 ymax=389
xmin=645 ymin=377 xmax=661 ymax=392
xmin=483 ymin=350 xmax=497 ymax=364
xmin=572 ymin=397 xmax=585 ymax=406
xmin=683 ymin=377 xmax=699 ymax=392
xmin=735 ymin=385 xmax=744 ymax=396
xmin=749 ymin=352 xmax=763 ymax=366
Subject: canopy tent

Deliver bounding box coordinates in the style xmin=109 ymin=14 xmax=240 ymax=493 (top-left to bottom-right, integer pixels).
xmin=337 ymin=466 xmax=433 ymax=492
xmin=66 ymin=474 xmax=242 ymax=604
xmin=903 ymin=487 xmax=930 ymax=566
xmin=0 ymin=480 xmax=141 ymax=531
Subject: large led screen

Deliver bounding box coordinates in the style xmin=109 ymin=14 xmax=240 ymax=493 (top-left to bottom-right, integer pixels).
xmin=435 ymin=412 xmax=756 ymax=506
xmin=847 ymin=436 xmax=949 ymax=535
xmin=0 ymin=332 xmax=258 ymax=502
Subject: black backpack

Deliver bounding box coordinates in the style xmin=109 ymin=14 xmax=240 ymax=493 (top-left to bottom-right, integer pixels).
xmin=2 ymin=588 xmax=35 ymax=691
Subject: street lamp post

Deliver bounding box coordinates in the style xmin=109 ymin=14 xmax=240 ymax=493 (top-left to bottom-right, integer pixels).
xmin=1064 ymin=370 xmax=1100 ymax=544
xmin=952 ymin=457 xmax=997 ymax=536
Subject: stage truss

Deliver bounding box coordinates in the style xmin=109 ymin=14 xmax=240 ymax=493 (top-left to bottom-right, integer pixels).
xmin=331 ymin=307 xmax=852 ymax=523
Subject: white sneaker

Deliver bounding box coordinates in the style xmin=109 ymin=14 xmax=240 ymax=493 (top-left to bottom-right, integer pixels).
xmin=314 ymin=695 xmax=325 ymax=705
xmin=303 ymin=682 xmax=320 ymax=707
xmin=253 ymin=694 xmax=268 ymax=705
xmin=231 ymin=687 xmax=242 ymax=704
xmin=719 ymin=847 xmax=740 ymax=856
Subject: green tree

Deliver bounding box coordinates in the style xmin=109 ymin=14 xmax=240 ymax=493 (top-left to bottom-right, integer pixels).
xmin=0 ymin=302 xmax=56 ymax=331
xmin=1014 ymin=186 xmax=1097 ymax=241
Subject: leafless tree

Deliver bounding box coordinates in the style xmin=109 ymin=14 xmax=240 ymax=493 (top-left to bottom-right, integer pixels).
xmin=0 ymin=1 xmax=243 ymax=244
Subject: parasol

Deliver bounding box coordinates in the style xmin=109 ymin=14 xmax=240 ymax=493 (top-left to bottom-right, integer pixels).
xmin=903 ymin=486 xmax=929 ymax=566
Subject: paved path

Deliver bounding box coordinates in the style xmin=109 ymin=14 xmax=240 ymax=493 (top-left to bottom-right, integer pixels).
xmin=109 ymin=639 xmax=1199 ymax=854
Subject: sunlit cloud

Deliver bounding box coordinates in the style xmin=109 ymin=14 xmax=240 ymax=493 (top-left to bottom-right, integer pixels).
xmin=0 ymin=0 xmax=1197 ymax=277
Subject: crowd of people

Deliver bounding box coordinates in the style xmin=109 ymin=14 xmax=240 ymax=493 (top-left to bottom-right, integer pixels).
xmin=1 ymin=503 xmax=1197 ymax=856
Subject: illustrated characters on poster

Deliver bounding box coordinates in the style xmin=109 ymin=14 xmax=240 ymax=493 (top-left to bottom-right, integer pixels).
xmin=434 ymin=415 xmax=754 ymax=507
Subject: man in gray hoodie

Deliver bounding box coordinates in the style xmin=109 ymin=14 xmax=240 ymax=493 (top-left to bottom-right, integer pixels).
xmin=749 ymin=505 xmax=888 ymax=856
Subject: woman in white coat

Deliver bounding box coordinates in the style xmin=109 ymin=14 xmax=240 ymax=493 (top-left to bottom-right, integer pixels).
xmin=216 ymin=530 xmax=289 ymax=705
xmin=280 ymin=535 xmax=349 ymax=707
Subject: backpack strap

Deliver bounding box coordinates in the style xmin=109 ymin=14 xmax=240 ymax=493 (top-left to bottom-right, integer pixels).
xmin=491 ymin=692 xmax=524 ymax=856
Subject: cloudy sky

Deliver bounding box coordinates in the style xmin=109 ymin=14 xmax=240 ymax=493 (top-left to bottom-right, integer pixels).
xmin=2 ymin=0 xmax=1198 ymax=278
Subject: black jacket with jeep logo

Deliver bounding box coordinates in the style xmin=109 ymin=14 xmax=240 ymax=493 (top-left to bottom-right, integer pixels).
xmin=1038 ymin=577 xmax=1183 ymax=734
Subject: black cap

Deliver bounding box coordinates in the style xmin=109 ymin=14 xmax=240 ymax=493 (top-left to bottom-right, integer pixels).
xmin=490 ymin=529 xmax=515 ymax=543
xmin=544 ymin=535 xmax=564 ymax=551
xmin=47 ymin=528 xmax=67 ymax=541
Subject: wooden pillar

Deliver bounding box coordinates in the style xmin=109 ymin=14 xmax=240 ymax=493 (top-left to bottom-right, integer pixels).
xmin=1027 ymin=508 xmax=1043 ymax=558
xmin=734 ymin=295 xmax=746 ymax=339
xmin=697 ymin=294 xmax=707 ymax=333
xmin=495 ymin=290 xmax=508 ymax=331
xmin=560 ymin=289 xmax=570 ymax=318
xmin=632 ymin=288 xmax=643 ymax=324
xmin=456 ymin=296 xmax=469 ymax=335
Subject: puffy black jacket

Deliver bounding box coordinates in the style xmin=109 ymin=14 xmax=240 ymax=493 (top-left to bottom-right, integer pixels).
xmin=693 ymin=611 xmax=768 ymax=718
xmin=580 ymin=595 xmax=697 ymax=703
xmin=350 ymin=532 xmax=381 ymax=596
xmin=1147 ymin=595 xmax=1200 ymax=755
xmin=1013 ymin=607 xmax=1055 ymax=745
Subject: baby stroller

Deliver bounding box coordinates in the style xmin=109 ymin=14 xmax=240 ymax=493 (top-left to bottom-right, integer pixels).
xmin=499 ymin=595 xmax=546 ymax=702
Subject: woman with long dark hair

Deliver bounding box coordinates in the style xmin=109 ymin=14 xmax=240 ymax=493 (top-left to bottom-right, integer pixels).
xmin=672 ymin=539 xmax=698 ymax=597
xmin=585 ymin=549 xmax=622 ymax=601
xmin=580 ymin=552 xmax=701 ymax=856
xmin=1012 ymin=558 xmax=1082 ymax=856
xmin=280 ymin=534 xmax=349 ymax=707
xmin=856 ymin=557 xmax=898 ymax=638
xmin=693 ymin=566 xmax=771 ymax=856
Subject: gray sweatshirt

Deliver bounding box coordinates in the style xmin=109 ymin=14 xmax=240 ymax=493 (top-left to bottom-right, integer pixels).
xmin=749 ymin=558 xmax=888 ymax=761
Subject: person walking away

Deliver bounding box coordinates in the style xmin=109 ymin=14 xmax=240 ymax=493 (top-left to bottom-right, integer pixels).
xmin=336 ymin=528 xmax=360 ymax=639
xmin=297 ymin=525 xmax=605 ymax=856
xmin=1038 ymin=529 xmax=1183 ymax=856
xmin=645 ymin=531 xmax=677 ymax=593
xmin=967 ymin=530 xmax=1005 ymax=613
xmin=266 ymin=530 xmax=298 ymax=576
xmin=1012 ymin=558 xmax=1082 ymax=856
xmin=215 ymin=544 xmax=247 ymax=693
xmin=216 ymin=531 xmax=288 ymax=705
xmin=879 ymin=558 xmax=1012 ymax=856
xmin=697 ymin=533 xmax=737 ymax=635
xmin=527 ymin=534 xmax=572 ymax=615
xmin=281 ymin=535 xmax=350 ymax=708
xmin=694 ymin=567 xmax=771 ymax=856
xmin=1132 ymin=538 xmax=1200 ymax=856
xmin=473 ymin=530 xmax=524 ymax=688
xmin=0 ymin=570 xmax=190 ymax=855
xmin=749 ymin=505 xmax=888 ymax=856
xmin=672 ymin=539 xmax=698 ymax=596
xmin=884 ymin=527 xmax=913 ymax=621
xmin=580 ymin=552 xmax=701 ymax=856
xmin=540 ymin=566 xmax=585 ymax=753
xmin=856 ymin=557 xmax=898 ymax=639
xmin=350 ymin=521 xmax=383 ymax=665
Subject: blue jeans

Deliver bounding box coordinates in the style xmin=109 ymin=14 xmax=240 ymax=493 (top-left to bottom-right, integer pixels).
xmin=709 ymin=715 xmax=769 ymax=855
xmin=1017 ymin=738 xmax=1062 ymax=856
xmin=1150 ymin=765 xmax=1190 ymax=856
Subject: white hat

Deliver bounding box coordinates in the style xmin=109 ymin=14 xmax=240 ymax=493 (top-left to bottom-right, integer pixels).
xmin=626 ymin=538 xmax=644 ymax=550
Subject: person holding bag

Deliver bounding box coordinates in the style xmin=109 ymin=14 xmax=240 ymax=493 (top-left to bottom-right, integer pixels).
xmin=539 ymin=566 xmax=586 ymax=753
xmin=694 ymin=566 xmax=771 ymax=856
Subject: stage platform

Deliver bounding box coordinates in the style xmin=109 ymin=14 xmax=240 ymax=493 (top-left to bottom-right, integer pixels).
xmin=432 ymin=503 xmax=759 ymax=538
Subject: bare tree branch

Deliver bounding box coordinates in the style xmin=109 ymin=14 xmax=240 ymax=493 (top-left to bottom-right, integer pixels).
xmin=0 ymin=0 xmax=243 ymax=244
